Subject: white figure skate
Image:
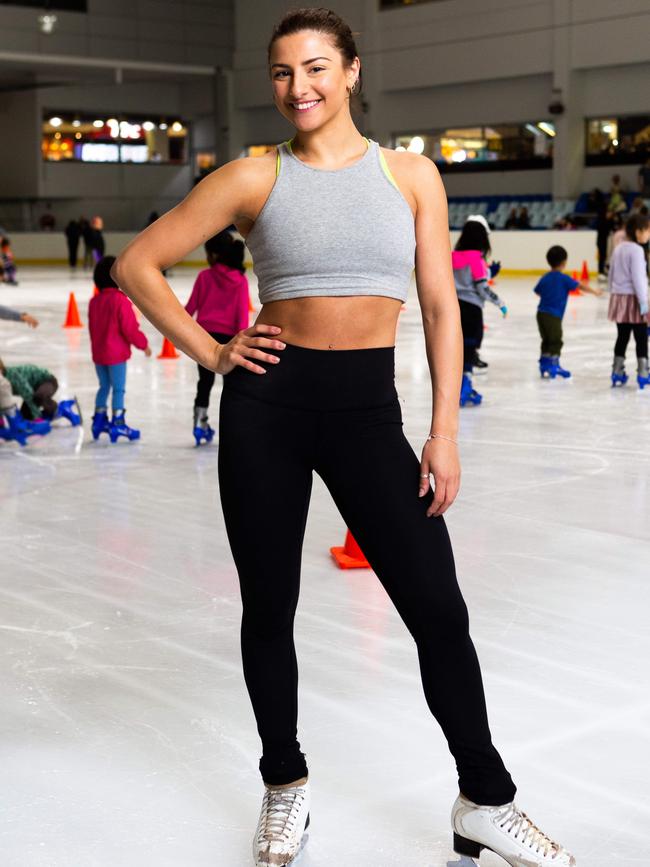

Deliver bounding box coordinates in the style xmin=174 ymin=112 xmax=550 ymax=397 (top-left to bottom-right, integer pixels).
xmin=451 ymin=793 xmax=575 ymax=866
xmin=253 ymin=779 xmax=310 ymax=866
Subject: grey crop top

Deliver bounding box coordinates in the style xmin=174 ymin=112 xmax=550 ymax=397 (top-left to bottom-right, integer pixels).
xmin=245 ymin=138 xmax=416 ymax=304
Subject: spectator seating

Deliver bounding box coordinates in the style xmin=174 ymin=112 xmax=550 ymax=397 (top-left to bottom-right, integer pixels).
xmin=447 ymin=195 xmax=577 ymax=230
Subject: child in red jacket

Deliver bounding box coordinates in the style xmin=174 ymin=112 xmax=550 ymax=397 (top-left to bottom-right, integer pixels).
xmin=88 ymin=256 xmax=151 ymax=442
xmin=184 ymin=231 xmax=249 ymax=445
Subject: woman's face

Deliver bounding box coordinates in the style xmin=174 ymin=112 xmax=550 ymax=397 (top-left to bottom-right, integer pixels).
xmin=269 ymin=30 xmax=359 ymax=132
xmin=636 ymin=226 xmax=650 ymax=244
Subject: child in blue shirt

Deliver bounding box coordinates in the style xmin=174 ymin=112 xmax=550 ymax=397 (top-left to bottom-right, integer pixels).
xmin=534 ymin=245 xmax=602 ymax=378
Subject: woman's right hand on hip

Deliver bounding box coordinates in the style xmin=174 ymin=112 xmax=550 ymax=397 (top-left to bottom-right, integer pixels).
xmin=213 ymin=324 xmax=285 ymax=375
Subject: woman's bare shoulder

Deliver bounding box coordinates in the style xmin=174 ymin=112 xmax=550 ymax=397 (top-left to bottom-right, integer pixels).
xmin=201 ymin=150 xmax=278 ymax=222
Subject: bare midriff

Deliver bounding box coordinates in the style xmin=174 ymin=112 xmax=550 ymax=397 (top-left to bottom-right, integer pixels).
xmin=254 ymin=295 xmax=403 ymax=350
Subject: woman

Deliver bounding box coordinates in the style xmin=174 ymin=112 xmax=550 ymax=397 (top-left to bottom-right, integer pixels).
xmin=112 ymin=9 xmax=574 ymax=867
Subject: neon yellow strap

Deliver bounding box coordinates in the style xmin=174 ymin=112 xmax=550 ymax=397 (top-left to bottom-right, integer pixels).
xmin=378 ymin=148 xmax=399 ymax=191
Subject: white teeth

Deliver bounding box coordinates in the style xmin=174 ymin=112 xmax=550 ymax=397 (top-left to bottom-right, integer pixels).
xmin=292 ymin=100 xmax=320 ymax=111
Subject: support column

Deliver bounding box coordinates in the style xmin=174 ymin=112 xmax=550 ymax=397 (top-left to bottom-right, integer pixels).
xmin=551 ymin=0 xmax=583 ymax=199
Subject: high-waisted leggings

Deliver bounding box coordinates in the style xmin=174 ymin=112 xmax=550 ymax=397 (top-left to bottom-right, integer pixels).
xmin=218 ymin=344 xmax=516 ymax=806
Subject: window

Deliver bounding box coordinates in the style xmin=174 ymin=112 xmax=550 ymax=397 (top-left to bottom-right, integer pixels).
xmin=393 ymin=122 xmax=554 ymax=172
xmin=42 ymin=112 xmax=188 ymax=164
xmin=0 ymin=1 xmax=86 ymax=9
xmin=586 ymin=116 xmax=650 ymax=165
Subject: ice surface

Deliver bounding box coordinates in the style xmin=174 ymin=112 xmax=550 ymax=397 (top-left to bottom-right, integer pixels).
xmin=1 ymin=268 xmax=648 ymax=866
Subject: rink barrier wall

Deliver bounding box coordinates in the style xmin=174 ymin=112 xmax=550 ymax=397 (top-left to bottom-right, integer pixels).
xmin=10 ymin=230 xmax=599 ymax=277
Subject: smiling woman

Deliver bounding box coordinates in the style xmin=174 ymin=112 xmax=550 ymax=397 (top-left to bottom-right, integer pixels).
xmin=111 ymin=7 xmax=576 ymax=867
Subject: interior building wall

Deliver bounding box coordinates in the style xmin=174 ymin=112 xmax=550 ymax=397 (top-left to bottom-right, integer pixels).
xmin=0 ymin=0 xmax=233 ymax=229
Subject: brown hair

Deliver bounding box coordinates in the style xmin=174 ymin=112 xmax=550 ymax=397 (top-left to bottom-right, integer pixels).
xmin=625 ymin=213 xmax=650 ymax=241
xmin=268 ymin=7 xmax=362 ymax=93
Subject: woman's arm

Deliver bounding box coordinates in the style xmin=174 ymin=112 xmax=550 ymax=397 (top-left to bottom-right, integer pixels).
xmin=111 ymin=157 xmax=284 ymax=375
xmin=410 ymin=154 xmax=462 ymax=517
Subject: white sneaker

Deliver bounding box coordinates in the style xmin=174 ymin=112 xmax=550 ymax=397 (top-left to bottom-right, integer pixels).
xmin=253 ymin=779 xmax=310 ymax=866
xmin=451 ymin=793 xmax=576 ymax=866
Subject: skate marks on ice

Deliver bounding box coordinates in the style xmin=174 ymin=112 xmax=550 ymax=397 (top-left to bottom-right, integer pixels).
xmin=445 ymin=858 xmax=477 ymax=867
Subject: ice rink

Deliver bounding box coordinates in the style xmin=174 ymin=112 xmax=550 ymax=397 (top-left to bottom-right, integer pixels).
xmin=1 ymin=266 xmax=649 ymax=867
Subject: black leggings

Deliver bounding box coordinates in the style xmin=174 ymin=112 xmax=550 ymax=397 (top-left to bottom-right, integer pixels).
xmin=218 ymin=344 xmax=516 ymax=806
xmin=614 ymin=323 xmax=648 ymax=359
xmin=195 ymin=331 xmax=235 ymax=407
xmin=459 ymin=300 xmax=484 ymax=372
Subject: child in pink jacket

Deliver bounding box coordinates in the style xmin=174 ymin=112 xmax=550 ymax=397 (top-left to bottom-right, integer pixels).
xmin=184 ymin=230 xmax=249 ymax=445
xmin=88 ymin=256 xmax=151 ymax=443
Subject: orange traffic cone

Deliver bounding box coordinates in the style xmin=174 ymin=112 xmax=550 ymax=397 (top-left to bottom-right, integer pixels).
xmin=157 ymin=337 xmax=179 ymax=359
xmin=62 ymin=292 xmax=82 ymax=328
xmin=569 ymin=270 xmax=581 ymax=295
xmin=330 ymin=529 xmax=370 ymax=569
xmin=581 ymin=260 xmax=589 ymax=282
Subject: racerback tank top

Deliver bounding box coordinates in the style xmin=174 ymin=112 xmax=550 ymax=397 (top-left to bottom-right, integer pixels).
xmin=246 ymin=138 xmax=416 ymax=305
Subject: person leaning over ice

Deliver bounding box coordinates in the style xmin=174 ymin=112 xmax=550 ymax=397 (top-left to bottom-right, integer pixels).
xmin=111 ymin=8 xmax=576 ymax=867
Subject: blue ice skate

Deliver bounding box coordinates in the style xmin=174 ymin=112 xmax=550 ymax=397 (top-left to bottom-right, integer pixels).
xmin=55 ymin=397 xmax=82 ymax=426
xmin=638 ymin=358 xmax=650 ymax=390
xmin=91 ymin=410 xmax=111 ymax=440
xmin=539 ymin=356 xmax=552 ymax=378
xmin=460 ymin=373 xmax=482 ymax=407
xmin=0 ymin=410 xmax=50 ymax=446
xmin=109 ymin=410 xmax=140 ymax=443
xmin=611 ymin=356 xmax=628 ymax=387
xmin=193 ymin=406 xmax=215 ymax=446
xmin=547 ymin=356 xmax=571 ymax=379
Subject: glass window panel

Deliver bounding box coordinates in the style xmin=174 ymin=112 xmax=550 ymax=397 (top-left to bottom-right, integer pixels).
xmin=585 ymin=115 xmax=650 ymax=165
xmin=393 ymin=122 xmax=554 ymax=171
xmin=42 ymin=112 xmax=188 ymax=164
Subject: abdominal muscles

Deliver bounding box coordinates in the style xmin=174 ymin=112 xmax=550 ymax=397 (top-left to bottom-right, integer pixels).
xmin=254 ymin=295 xmax=403 ymax=350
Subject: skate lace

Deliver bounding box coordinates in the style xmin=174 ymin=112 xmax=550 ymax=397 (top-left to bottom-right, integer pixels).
xmin=495 ymin=803 xmax=561 ymax=858
xmin=257 ymin=788 xmax=305 ymax=844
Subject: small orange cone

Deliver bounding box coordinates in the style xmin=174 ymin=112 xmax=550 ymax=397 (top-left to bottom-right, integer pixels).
xmin=63 ymin=292 xmax=83 ymax=328
xmin=581 ymin=260 xmax=590 ymax=282
xmin=330 ymin=529 xmax=370 ymax=569
xmin=569 ymin=270 xmax=581 ymax=296
xmin=157 ymin=337 xmax=179 ymax=359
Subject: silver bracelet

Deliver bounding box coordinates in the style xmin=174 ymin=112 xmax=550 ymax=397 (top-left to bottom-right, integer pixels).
xmin=427 ymin=433 xmax=458 ymax=445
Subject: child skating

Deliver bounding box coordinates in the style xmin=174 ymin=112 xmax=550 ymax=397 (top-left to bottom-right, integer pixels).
xmin=0 ymin=359 xmax=81 ymax=427
xmin=607 ymin=214 xmax=650 ymax=388
xmin=453 ymin=217 xmax=507 ymax=406
xmin=184 ymin=231 xmax=249 ymax=444
xmin=534 ymin=245 xmax=602 ymax=379
xmin=0 ymin=304 xmax=50 ymax=445
xmin=88 ymin=256 xmax=151 ymax=442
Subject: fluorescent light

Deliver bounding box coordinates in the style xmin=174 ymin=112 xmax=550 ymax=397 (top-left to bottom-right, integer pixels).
xmin=159 ymin=123 xmax=168 ymax=131
xmin=93 ymin=120 xmax=104 ymax=128
xmin=143 ymin=121 xmax=155 ymax=131
xmin=49 ymin=116 xmax=63 ymax=127
xmin=171 ymin=122 xmax=183 ymax=132
xmin=537 ymin=122 xmax=556 ymax=137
